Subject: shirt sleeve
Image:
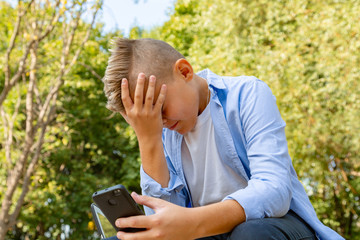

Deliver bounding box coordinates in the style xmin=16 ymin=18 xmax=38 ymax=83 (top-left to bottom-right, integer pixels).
xmin=223 ymin=78 xmax=293 ymax=220
xmin=140 ymin=139 xmax=188 ymax=215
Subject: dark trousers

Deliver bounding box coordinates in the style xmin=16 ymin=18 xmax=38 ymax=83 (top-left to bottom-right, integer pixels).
xmin=197 ymin=210 xmax=316 ymax=240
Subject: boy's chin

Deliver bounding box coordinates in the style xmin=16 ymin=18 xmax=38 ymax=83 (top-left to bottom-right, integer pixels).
xmin=176 ymin=129 xmax=186 ymax=135
xmin=176 ymin=125 xmax=194 ymax=135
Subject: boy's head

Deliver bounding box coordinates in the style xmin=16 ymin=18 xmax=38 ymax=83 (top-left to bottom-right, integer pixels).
xmin=103 ymin=38 xmax=209 ymax=135
xmin=103 ymin=38 xmax=185 ymax=113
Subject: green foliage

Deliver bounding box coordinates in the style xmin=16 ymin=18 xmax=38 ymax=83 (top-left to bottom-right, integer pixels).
xmin=146 ymin=0 xmax=359 ymax=238
xmin=7 ymin=29 xmax=141 ymax=239
xmin=0 ymin=1 xmax=139 ymax=239
xmin=1 ymin=0 xmax=359 ymax=238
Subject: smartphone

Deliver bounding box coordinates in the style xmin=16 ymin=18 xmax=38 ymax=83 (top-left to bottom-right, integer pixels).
xmin=92 ymin=184 xmax=145 ymax=234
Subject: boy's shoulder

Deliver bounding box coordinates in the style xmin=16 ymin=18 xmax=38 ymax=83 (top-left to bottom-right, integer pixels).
xmin=198 ymin=69 xmax=267 ymax=92
xmin=205 ymin=70 xmax=271 ymax=100
xmin=222 ymin=75 xmax=263 ymax=89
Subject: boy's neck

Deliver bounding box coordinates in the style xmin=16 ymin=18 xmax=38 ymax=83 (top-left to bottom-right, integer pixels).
xmin=195 ymin=74 xmax=210 ymax=116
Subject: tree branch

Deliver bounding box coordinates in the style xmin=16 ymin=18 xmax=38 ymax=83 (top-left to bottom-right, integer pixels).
xmin=4 ymin=0 xmax=34 ymax=86
xmin=37 ymin=0 xmax=61 ymax=42
xmin=350 ymin=170 xmax=360 ymax=177
xmin=0 ymin=107 xmax=11 ymax=167
xmin=0 ymin=0 xmax=64 ymax=107
xmin=1 ymin=84 xmax=22 ymax=168
xmin=335 ymin=158 xmax=358 ymax=196
xmin=79 ymin=62 xmax=102 ymax=80
xmin=0 ymin=41 xmax=38 ymax=234
xmin=24 ymin=42 xmax=38 ymax=152
xmin=37 ymin=1 xmax=100 ymax=126
xmin=9 ymin=97 xmax=57 ymax=227
xmin=65 ymin=5 xmax=100 ymax=75
xmin=63 ymin=3 xmax=84 ymax=65
xmin=0 ymin=41 xmax=34 ymax=107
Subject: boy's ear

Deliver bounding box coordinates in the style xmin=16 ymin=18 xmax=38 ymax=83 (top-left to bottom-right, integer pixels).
xmin=174 ymin=59 xmax=193 ymax=82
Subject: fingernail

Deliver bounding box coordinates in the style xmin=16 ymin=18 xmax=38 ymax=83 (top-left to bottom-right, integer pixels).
xmin=139 ymin=73 xmax=145 ymax=79
xmin=115 ymin=219 xmax=121 ymax=227
xmin=150 ymin=76 xmax=155 ymax=82
xmin=122 ymin=78 xmax=126 ymax=85
xmin=132 ymin=192 xmax=139 ymax=197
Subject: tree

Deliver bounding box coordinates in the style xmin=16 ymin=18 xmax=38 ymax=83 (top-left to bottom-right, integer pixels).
xmin=0 ymin=0 xmax=102 ymax=238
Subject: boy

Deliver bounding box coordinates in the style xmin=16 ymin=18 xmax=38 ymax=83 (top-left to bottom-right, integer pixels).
xmin=102 ymin=38 xmax=343 ymax=240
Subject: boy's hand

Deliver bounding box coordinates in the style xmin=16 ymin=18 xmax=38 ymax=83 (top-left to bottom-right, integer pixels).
xmin=115 ymin=193 xmax=246 ymax=240
xmin=121 ymin=73 xmax=167 ymax=141
xmin=115 ymin=192 xmax=196 ymax=240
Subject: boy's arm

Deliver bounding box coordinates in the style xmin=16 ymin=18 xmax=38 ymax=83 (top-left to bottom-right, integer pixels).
xmin=138 ymin=137 xmax=169 ymax=187
xmin=223 ymin=79 xmax=292 ymax=220
xmin=121 ymin=73 xmax=169 ymax=187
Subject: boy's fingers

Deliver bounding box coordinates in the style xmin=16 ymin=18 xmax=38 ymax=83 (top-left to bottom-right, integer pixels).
xmin=131 ymin=192 xmax=166 ymax=210
xmin=121 ymin=78 xmax=133 ymax=111
xmin=134 ymin=73 xmax=146 ymax=109
xmin=144 ymin=75 xmax=156 ymax=110
xmin=117 ymin=229 xmax=152 ymax=240
xmin=115 ymin=215 xmax=150 ymax=229
xmin=154 ymin=84 xmax=167 ymax=112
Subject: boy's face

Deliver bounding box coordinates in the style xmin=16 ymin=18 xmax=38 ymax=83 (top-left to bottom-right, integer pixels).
xmin=160 ymin=76 xmax=200 ymax=135
xmin=127 ymin=59 xmax=204 ymax=135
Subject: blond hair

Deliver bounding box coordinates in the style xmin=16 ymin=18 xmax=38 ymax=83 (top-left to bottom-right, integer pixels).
xmin=103 ymin=38 xmax=184 ymax=112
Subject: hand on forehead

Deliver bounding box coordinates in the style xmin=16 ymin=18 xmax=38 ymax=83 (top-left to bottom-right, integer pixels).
xmin=128 ymin=72 xmax=165 ymax=105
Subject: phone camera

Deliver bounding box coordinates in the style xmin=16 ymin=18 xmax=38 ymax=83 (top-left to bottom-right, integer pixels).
xmin=113 ymin=189 xmax=122 ymax=197
xmin=108 ymin=198 xmax=117 ymax=206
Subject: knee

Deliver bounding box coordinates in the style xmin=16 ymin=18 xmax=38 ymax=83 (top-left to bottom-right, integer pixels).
xmin=229 ymin=219 xmax=278 ymax=240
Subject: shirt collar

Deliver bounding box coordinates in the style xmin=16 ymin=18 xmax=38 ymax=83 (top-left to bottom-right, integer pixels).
xmin=196 ymin=69 xmax=226 ymax=90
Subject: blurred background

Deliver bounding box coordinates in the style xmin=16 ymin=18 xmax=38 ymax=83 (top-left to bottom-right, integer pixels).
xmin=0 ymin=0 xmax=359 ymax=239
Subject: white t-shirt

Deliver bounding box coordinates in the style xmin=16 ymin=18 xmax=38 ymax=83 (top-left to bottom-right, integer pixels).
xmin=181 ymin=104 xmax=248 ymax=207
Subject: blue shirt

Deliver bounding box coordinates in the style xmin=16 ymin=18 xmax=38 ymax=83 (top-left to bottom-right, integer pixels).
xmin=140 ymin=69 xmax=343 ymax=240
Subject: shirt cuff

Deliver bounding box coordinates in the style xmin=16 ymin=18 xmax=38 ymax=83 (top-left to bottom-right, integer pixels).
xmin=140 ymin=165 xmax=184 ymax=200
xmin=223 ymin=180 xmax=291 ymax=221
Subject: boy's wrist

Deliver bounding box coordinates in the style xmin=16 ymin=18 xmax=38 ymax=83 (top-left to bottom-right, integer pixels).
xmin=137 ymin=134 xmax=162 ymax=149
xmin=190 ymin=200 xmax=246 ymax=238
xmin=138 ymin=134 xmax=169 ymax=188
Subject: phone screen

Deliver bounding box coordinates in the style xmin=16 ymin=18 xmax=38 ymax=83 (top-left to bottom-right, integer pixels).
xmin=91 ymin=203 xmax=117 ymax=238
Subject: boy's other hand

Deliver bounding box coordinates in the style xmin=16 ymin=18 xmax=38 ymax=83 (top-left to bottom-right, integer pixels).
xmin=115 ymin=192 xmax=196 ymax=240
xmin=120 ymin=73 xmax=167 ymax=141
